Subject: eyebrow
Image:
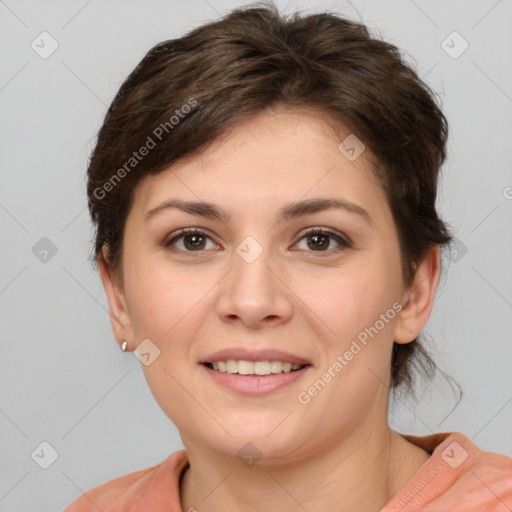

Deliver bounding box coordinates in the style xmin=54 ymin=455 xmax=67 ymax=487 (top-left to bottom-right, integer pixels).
xmin=145 ymin=197 xmax=373 ymax=225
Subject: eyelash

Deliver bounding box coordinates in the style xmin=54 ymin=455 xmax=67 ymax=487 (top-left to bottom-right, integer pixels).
xmin=162 ymin=227 xmax=352 ymax=256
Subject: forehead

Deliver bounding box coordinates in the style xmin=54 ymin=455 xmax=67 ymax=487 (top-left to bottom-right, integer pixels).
xmin=193 ymin=106 xmax=366 ymax=165
xmin=131 ymin=106 xmax=387 ymax=225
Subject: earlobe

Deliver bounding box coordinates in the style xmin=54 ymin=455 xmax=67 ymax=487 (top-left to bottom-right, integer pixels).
xmin=97 ymin=245 xmax=134 ymax=349
xmin=394 ymin=245 xmax=441 ymax=344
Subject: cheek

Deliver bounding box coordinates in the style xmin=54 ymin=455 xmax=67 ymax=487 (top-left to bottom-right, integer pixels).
xmin=124 ymin=257 xmax=204 ymax=340
xmin=319 ymin=265 xmax=399 ymax=340
xmin=125 ymin=278 xmax=170 ymax=340
xmin=302 ymin=278 xmax=397 ymax=426
xmin=311 ymin=271 xmax=399 ymax=401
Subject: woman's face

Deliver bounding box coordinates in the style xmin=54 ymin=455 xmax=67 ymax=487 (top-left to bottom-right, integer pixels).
xmin=103 ymin=107 xmax=427 ymax=462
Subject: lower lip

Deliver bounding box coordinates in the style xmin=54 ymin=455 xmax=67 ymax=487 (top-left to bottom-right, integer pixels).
xmin=200 ymin=364 xmax=312 ymax=396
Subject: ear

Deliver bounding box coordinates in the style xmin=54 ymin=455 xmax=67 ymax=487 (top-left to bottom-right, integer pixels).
xmin=97 ymin=245 xmax=134 ymax=350
xmin=394 ymin=245 xmax=441 ymax=344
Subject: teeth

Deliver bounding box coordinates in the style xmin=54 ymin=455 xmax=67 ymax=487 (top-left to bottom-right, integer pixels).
xmin=270 ymin=361 xmax=282 ymax=373
xmin=208 ymin=359 xmax=304 ymax=375
xmin=255 ymin=361 xmax=270 ymax=375
xmin=226 ymin=360 xmax=238 ymax=373
xmin=238 ymin=360 xmax=254 ymax=375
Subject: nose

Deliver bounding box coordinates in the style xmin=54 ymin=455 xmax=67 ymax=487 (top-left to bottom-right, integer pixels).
xmin=215 ymin=239 xmax=294 ymax=330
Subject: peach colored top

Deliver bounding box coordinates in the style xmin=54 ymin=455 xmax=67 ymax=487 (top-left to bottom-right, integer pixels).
xmin=63 ymin=432 xmax=512 ymax=511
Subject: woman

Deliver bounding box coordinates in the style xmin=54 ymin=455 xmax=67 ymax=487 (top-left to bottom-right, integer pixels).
xmin=64 ymin=3 xmax=512 ymax=511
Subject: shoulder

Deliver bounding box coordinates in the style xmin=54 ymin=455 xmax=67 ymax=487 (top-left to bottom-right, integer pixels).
xmin=438 ymin=432 xmax=512 ymax=510
xmin=430 ymin=431 xmax=512 ymax=473
xmin=63 ymin=449 xmax=189 ymax=512
xmin=384 ymin=432 xmax=512 ymax=511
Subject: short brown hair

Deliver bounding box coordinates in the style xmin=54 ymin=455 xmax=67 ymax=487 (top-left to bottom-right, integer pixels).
xmin=87 ymin=1 xmax=460 ymax=402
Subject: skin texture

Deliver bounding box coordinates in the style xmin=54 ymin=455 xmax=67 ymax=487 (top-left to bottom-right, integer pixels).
xmin=99 ymin=106 xmax=440 ymax=511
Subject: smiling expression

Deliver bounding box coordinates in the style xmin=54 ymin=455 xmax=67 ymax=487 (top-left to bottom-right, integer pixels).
xmin=103 ymin=105 xmax=418 ymax=461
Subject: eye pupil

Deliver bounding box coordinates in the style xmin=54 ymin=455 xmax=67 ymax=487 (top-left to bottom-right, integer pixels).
xmin=308 ymin=234 xmax=329 ymax=250
xmin=185 ymin=234 xmax=205 ymax=250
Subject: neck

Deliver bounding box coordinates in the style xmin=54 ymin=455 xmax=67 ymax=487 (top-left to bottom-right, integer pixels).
xmin=179 ymin=423 xmax=429 ymax=512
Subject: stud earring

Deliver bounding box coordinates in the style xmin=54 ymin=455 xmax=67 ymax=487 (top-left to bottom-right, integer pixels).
xmin=121 ymin=340 xmax=128 ymax=351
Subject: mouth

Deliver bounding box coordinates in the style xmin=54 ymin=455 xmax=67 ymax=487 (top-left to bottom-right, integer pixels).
xmin=198 ymin=348 xmax=313 ymax=395
xmin=202 ymin=360 xmax=310 ymax=376
xmin=199 ymin=359 xmax=312 ymax=396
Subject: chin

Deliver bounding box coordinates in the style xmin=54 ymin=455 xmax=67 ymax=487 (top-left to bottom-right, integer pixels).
xmin=197 ymin=417 xmax=311 ymax=464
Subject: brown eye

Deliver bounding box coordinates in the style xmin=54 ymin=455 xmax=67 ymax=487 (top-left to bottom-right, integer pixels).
xmin=164 ymin=228 xmax=218 ymax=253
xmin=182 ymin=233 xmax=207 ymax=250
xmin=294 ymin=228 xmax=351 ymax=254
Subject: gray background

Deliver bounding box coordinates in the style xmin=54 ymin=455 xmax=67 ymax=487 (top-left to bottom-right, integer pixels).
xmin=1 ymin=1 xmax=511 ymax=511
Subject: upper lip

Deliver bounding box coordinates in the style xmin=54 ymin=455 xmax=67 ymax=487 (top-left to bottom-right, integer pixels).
xmin=199 ymin=348 xmax=311 ymax=366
